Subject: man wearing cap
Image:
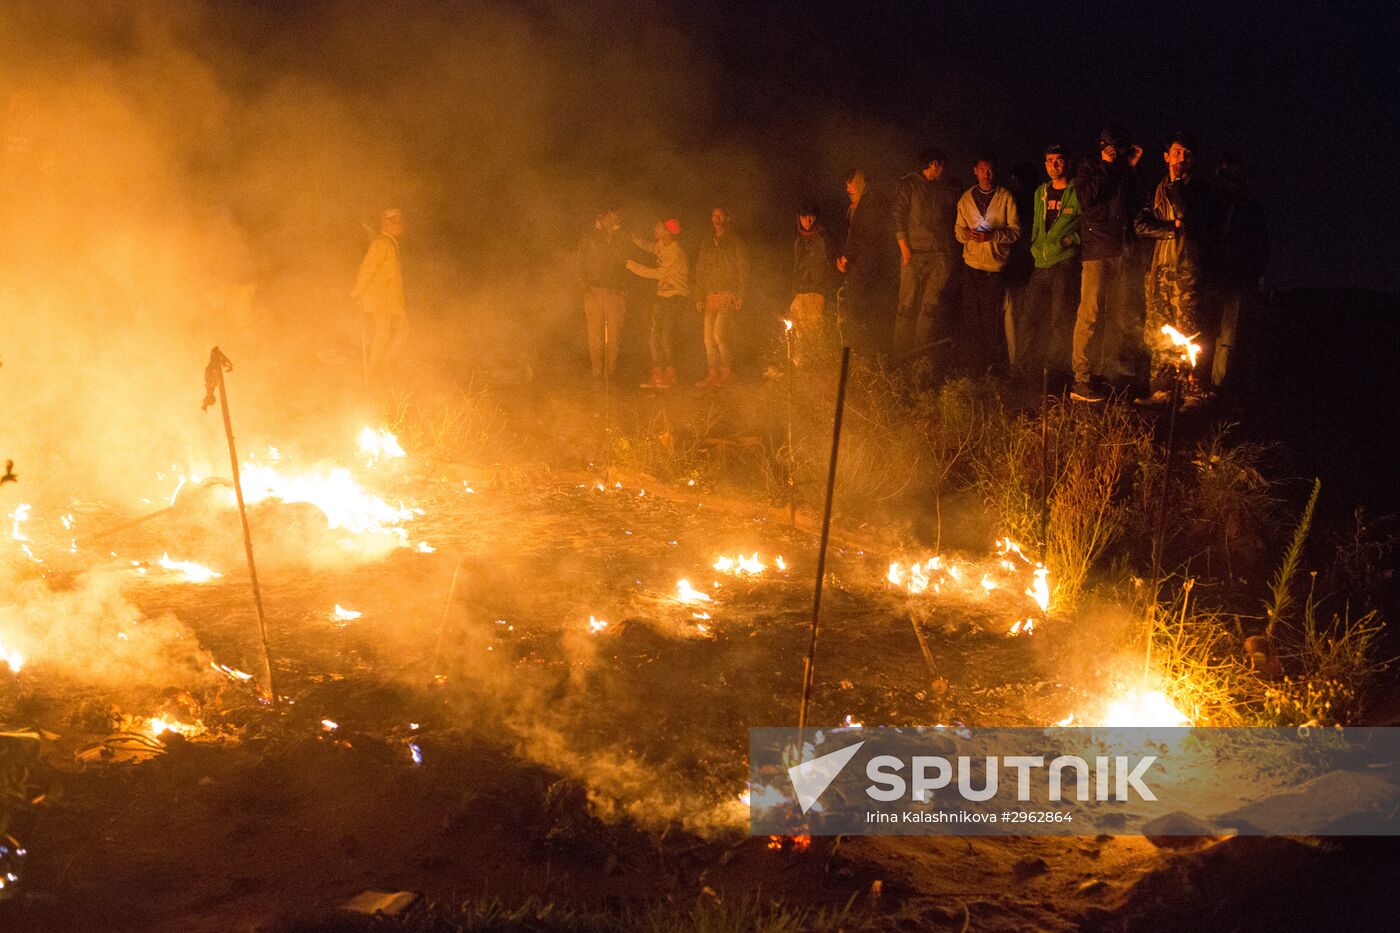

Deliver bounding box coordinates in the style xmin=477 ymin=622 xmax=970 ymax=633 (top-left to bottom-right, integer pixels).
xmin=578 ymin=204 xmax=629 ymax=381
xmin=892 ymin=148 xmax=961 ymax=363
xmin=1022 ymin=145 xmax=1082 ymax=384
xmin=790 ymin=202 xmax=832 ymax=355
xmin=627 ymin=217 xmax=689 ymax=389
xmin=954 ymin=155 xmax=1021 ymax=376
xmin=351 ymin=207 xmax=408 ymax=384
xmin=1069 ymin=126 xmax=1142 ymax=402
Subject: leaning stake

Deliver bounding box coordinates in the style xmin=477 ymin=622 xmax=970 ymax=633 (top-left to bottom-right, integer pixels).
xmin=796 ymin=346 xmax=851 ymax=754
xmin=203 ymin=347 xmax=278 ymax=709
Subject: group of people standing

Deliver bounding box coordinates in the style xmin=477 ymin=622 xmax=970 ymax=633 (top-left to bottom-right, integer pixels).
xmin=580 ymin=204 xmax=750 ymax=389
xmin=578 ymin=123 xmax=1267 ymax=408
xmin=817 ymin=125 xmax=1268 ymax=406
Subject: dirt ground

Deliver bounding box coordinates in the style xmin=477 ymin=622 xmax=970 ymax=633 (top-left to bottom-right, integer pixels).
xmin=3 ymin=370 xmax=1399 ymax=931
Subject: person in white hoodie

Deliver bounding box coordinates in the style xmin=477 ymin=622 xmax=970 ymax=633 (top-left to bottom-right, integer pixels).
xmin=954 ymin=156 xmax=1021 ymax=375
xmin=627 ymin=218 xmax=689 ymax=388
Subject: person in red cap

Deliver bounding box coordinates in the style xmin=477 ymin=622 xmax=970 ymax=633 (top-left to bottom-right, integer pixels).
xmin=627 ymin=218 xmax=689 ymax=388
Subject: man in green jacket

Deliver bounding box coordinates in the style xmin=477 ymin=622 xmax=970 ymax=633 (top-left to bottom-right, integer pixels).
xmin=1022 ymin=145 xmax=1082 ymax=382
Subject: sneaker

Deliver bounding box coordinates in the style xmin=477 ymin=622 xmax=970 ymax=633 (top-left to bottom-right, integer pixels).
xmin=696 ymin=368 xmax=719 ymax=388
xmin=717 ymin=366 xmax=733 ymax=387
xmin=662 ymin=367 xmax=677 ymax=387
xmin=1069 ymin=380 xmax=1106 ymax=403
xmin=1133 ymin=389 xmax=1173 ymax=409
xmin=640 ymin=368 xmax=668 ymax=389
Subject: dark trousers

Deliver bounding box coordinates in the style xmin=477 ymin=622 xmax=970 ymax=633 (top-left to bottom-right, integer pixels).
xmin=839 ymin=275 xmax=894 ymax=360
xmin=1021 ymin=260 xmax=1081 ymax=377
xmin=960 ymin=266 xmax=1007 ymax=376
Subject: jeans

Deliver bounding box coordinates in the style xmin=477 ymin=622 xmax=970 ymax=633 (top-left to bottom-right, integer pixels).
xmin=1021 ymin=260 xmax=1081 ymax=376
xmin=893 ymin=251 xmax=957 ymax=358
xmin=649 ymin=295 xmax=685 ymax=369
xmin=960 ymin=266 xmax=1007 ymax=376
xmin=702 ymin=291 xmax=737 ymax=370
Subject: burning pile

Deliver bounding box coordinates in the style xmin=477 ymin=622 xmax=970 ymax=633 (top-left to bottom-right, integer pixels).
xmin=888 ymin=538 xmax=1053 ymax=636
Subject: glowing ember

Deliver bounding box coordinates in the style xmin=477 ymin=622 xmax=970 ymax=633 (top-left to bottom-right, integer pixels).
xmin=1101 ymin=688 xmax=1192 ymax=728
xmin=148 ymin=716 xmax=202 ymax=739
xmin=1160 ymin=325 xmax=1202 ymax=368
xmin=775 ymin=556 xmax=788 ymax=571
xmin=156 ymin=554 xmax=222 ymax=583
xmin=674 ymin=579 xmax=712 ymax=603
xmin=1009 ymin=618 xmax=1035 ymax=636
xmin=783 ymin=319 xmax=794 ymax=332
xmin=416 ymin=541 xmax=435 ymax=553
xmin=767 ymin=834 xmax=812 ymax=852
xmin=358 ymin=426 xmax=406 ymax=463
xmin=332 ymin=604 xmax=362 ymax=621
xmin=587 ymin=615 xmax=609 ymax=634
xmin=321 ymin=719 xmax=339 ymax=732
xmin=408 ymin=741 xmax=423 ymax=765
xmin=9 ymin=503 xmax=32 ymax=542
xmin=0 ymin=637 xmax=25 ymax=673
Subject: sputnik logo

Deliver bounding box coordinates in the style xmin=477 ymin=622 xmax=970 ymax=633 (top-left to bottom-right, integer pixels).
xmin=787 ymin=740 xmax=865 ymax=814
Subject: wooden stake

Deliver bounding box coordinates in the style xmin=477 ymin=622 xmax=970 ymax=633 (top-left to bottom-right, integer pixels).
xmin=1145 ymin=371 xmax=1183 ymax=679
xmin=203 ymin=348 xmax=278 ymax=710
xmin=796 ymin=346 xmax=851 ymax=753
xmin=431 ymin=554 xmax=465 ymax=679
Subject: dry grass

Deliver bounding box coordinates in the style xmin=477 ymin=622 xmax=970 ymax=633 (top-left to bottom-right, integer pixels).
xmin=974 ymin=398 xmax=1147 ymax=608
xmin=380 ymin=384 xmax=507 ymax=463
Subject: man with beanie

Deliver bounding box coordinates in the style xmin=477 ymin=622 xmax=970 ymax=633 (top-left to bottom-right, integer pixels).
xmin=893 ymin=147 xmax=961 ymax=363
xmin=1069 ymin=125 xmax=1142 ymax=402
xmin=578 ymin=203 xmax=629 ymax=381
xmin=627 ymin=217 xmax=688 ymax=389
xmin=954 ymin=155 xmax=1021 ymax=375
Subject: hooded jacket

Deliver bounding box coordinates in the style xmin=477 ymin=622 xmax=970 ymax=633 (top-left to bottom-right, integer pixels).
xmin=893 ymin=172 xmax=960 ymax=253
xmin=1074 ymin=156 xmax=1139 ymax=261
xmin=627 ymin=238 xmax=689 ymax=298
xmin=352 ymin=233 xmax=405 ymax=316
xmin=955 ymin=186 xmax=1022 ymax=272
xmin=693 ymin=229 xmax=750 ymax=300
xmin=1030 ymin=182 xmax=1082 ymax=268
xmin=792 ymin=222 xmax=832 ymax=295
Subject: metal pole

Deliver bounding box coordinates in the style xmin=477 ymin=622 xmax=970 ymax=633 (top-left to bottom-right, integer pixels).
xmin=796 ymin=346 xmax=852 ymax=754
xmin=1145 ymin=370 xmax=1183 ymax=679
xmin=786 ymin=320 xmax=796 ymax=526
xmin=203 ymin=348 xmax=278 ymax=709
xmin=602 ymin=309 xmax=612 ymax=479
xmin=1039 ymin=366 xmax=1050 ymax=565
xmin=431 ymin=554 xmax=465 ymax=680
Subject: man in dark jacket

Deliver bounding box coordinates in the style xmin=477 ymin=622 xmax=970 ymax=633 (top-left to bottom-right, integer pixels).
xmin=578 ymin=203 xmax=629 ymax=380
xmin=692 ymin=206 xmax=750 ymax=388
xmin=790 ymin=201 xmax=832 ymax=357
xmin=837 ymin=168 xmax=894 ymax=357
xmin=1134 ymin=131 xmax=1211 ymax=408
xmin=1069 ymin=125 xmax=1142 ymax=402
xmin=1203 ymin=154 xmax=1268 ymax=392
xmin=892 ymin=148 xmax=960 ymax=361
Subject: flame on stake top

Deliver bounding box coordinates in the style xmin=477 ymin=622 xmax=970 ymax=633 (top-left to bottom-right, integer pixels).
xmin=1160 ymin=325 xmax=1202 ymax=368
